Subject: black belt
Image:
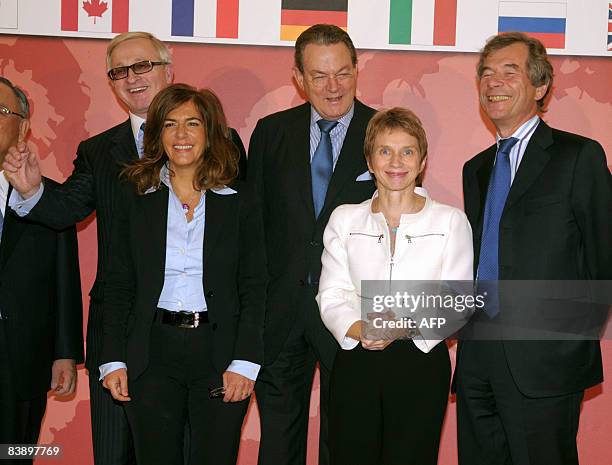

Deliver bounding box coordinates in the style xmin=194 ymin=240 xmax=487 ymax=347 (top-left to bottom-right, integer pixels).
xmin=155 ymin=308 xmax=209 ymax=328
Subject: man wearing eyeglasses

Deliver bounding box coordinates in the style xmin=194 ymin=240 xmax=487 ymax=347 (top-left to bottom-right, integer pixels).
xmin=247 ymin=25 xmax=376 ymax=465
xmin=3 ymin=31 xmax=246 ymax=465
xmin=0 ymin=77 xmax=83 ymax=461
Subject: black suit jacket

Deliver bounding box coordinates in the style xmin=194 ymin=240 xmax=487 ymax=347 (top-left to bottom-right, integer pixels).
xmin=0 ymin=182 xmax=83 ymax=400
xmin=21 ymin=119 xmax=247 ymax=369
xmin=461 ymin=120 xmax=611 ymax=397
xmin=247 ymin=100 xmax=376 ymax=365
xmin=100 ymin=180 xmax=266 ymax=379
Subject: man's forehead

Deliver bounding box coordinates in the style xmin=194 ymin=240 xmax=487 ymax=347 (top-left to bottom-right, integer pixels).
xmin=110 ymin=38 xmax=160 ymax=65
xmin=0 ymin=82 xmax=19 ymax=107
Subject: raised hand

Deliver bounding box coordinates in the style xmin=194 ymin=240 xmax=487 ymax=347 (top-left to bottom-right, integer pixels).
xmin=2 ymin=141 xmax=43 ymax=199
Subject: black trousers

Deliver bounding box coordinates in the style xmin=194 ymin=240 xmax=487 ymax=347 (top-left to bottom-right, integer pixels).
xmin=256 ymin=298 xmax=337 ymax=465
xmin=456 ymin=341 xmax=584 ymax=465
xmin=0 ymin=320 xmax=47 ymax=465
xmin=328 ymin=340 xmax=450 ymax=465
xmin=88 ymin=300 xmax=136 ymax=465
xmin=124 ymin=318 xmax=249 ymax=465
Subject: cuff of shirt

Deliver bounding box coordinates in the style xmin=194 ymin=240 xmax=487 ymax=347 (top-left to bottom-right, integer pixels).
xmin=226 ymin=360 xmax=260 ymax=381
xmin=99 ymin=361 xmax=127 ymax=381
xmin=8 ymin=182 xmax=44 ymax=216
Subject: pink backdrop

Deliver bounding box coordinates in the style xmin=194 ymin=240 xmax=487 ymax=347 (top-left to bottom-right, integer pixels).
xmin=0 ymin=35 xmax=610 ymax=464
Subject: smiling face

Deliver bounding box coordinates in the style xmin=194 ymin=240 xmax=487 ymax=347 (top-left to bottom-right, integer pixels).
xmin=479 ymin=42 xmax=548 ymax=137
xmin=162 ymin=100 xmax=206 ymax=173
xmin=293 ymin=42 xmax=357 ymax=121
xmin=109 ymin=37 xmax=173 ymax=118
xmin=367 ymin=129 xmax=426 ymax=194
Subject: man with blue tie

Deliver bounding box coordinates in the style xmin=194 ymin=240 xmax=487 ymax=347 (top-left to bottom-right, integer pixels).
xmin=0 ymin=77 xmax=83 ymax=462
xmin=248 ymin=24 xmax=376 ymax=465
xmin=457 ymin=32 xmax=611 ymax=465
xmin=2 ymin=32 xmax=246 ymax=465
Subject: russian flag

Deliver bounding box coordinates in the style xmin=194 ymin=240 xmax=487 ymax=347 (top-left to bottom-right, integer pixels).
xmin=172 ymin=0 xmax=239 ymax=38
xmin=498 ymin=1 xmax=566 ymax=49
xmin=608 ymin=2 xmax=612 ymax=51
xmin=61 ymin=0 xmax=129 ymax=33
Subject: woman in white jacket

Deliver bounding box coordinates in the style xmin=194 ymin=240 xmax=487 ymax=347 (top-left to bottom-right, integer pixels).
xmin=316 ymin=107 xmax=473 ymax=465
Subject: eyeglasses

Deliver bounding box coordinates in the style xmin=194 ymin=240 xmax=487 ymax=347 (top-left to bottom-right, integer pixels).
xmin=107 ymin=60 xmax=169 ymax=81
xmin=308 ymin=71 xmax=355 ymax=89
xmin=0 ymin=103 xmax=26 ymax=119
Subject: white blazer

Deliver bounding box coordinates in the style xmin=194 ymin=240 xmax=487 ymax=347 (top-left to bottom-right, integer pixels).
xmin=316 ymin=189 xmax=474 ymax=353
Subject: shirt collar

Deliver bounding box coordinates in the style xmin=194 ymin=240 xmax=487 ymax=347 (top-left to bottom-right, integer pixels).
xmin=310 ymin=102 xmax=355 ymax=130
xmin=496 ymin=115 xmax=540 ymax=144
xmin=145 ymin=164 xmax=237 ymax=195
xmin=129 ymin=113 xmax=146 ymax=143
xmin=0 ymin=171 xmax=9 ymax=215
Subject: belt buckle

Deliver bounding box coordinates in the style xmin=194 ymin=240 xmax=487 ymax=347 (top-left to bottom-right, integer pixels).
xmin=193 ymin=312 xmax=200 ymax=328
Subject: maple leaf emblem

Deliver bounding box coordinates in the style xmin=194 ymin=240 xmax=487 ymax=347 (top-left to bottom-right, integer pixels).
xmin=82 ymin=0 xmax=108 ymax=24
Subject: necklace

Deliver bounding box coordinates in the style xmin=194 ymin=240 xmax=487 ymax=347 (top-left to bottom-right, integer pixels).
xmin=179 ymin=191 xmax=201 ymax=213
xmin=387 ymin=222 xmax=400 ymax=234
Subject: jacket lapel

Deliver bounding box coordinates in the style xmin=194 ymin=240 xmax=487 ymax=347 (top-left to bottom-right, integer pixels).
xmin=137 ymin=187 xmax=168 ymax=299
xmin=288 ymin=104 xmax=315 ymax=219
xmin=0 ymin=187 xmax=27 ymax=269
xmin=505 ymin=121 xmax=552 ymax=209
xmin=471 ymin=146 xmax=496 ymax=225
xmin=321 ymin=100 xmax=371 ymax=220
xmin=110 ymin=119 xmax=138 ymax=167
xmin=203 ymin=191 xmax=233 ymax=270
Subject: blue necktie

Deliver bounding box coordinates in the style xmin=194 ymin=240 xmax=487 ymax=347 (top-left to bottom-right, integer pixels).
xmin=136 ymin=122 xmax=146 ymax=158
xmin=0 ymin=208 xmax=4 ymax=240
xmin=478 ymin=137 xmax=519 ymax=317
xmin=311 ymin=119 xmax=338 ymax=218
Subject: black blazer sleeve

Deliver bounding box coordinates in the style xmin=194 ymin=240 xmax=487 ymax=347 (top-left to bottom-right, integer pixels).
xmin=570 ymin=139 xmax=612 ymax=280
xmin=231 ymin=182 xmax=267 ymax=364
xmin=28 ymin=141 xmax=98 ymax=230
xmin=100 ymin=181 xmax=136 ymax=364
xmin=53 ymin=224 xmax=84 ymax=363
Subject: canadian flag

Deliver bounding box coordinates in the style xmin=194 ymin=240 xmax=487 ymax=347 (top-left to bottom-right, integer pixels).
xmin=61 ymin=0 xmax=129 ymax=33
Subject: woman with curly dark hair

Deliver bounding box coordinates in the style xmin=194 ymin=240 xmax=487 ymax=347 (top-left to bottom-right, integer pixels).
xmin=99 ymin=83 xmax=266 ymax=465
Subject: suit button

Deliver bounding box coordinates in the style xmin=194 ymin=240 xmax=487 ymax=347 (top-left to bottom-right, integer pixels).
xmin=206 ymin=291 xmax=214 ymax=298
xmin=299 ymin=279 xmax=305 ymax=286
xmin=212 ymin=323 xmax=218 ymax=331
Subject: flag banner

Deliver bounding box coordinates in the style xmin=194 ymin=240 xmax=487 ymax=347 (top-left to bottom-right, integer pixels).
xmin=61 ymin=0 xmax=128 ymax=33
xmin=498 ymin=1 xmax=567 ymax=49
xmin=172 ymin=0 xmax=239 ymax=38
xmin=0 ymin=0 xmax=18 ymax=29
xmin=281 ymin=0 xmax=348 ymax=41
xmin=389 ymin=0 xmax=457 ymax=46
xmin=608 ymin=2 xmax=612 ymax=51
xmin=2 ymin=0 xmax=610 ymax=56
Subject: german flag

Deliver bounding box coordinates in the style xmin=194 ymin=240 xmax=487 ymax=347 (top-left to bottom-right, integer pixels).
xmin=280 ymin=0 xmax=348 ymax=41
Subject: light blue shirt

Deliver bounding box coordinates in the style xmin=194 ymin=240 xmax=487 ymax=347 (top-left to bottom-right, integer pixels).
xmin=309 ymin=103 xmax=355 ymax=169
xmin=98 ymin=165 xmax=260 ymax=381
xmin=494 ymin=115 xmax=540 ymax=185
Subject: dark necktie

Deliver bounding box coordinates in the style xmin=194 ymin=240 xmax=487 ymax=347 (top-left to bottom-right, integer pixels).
xmin=478 ymin=137 xmax=519 ymax=317
xmin=0 ymin=207 xmax=4 ymax=240
xmin=311 ymin=119 xmax=338 ymax=218
xmin=136 ymin=122 xmax=146 ymax=158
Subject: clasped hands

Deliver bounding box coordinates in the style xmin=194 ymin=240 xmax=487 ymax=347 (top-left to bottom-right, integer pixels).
xmin=347 ymin=311 xmax=414 ymax=351
xmin=2 ymin=141 xmax=43 ymax=199
xmin=102 ymin=368 xmax=254 ymax=403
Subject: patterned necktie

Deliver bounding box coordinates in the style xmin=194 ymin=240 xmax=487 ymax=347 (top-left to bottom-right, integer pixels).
xmin=311 ymin=119 xmax=338 ymax=218
xmin=478 ymin=137 xmax=519 ymax=317
xmin=136 ymin=122 xmax=146 ymax=158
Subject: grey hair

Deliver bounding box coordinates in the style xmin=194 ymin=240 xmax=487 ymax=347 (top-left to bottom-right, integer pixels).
xmin=0 ymin=76 xmax=30 ymax=117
